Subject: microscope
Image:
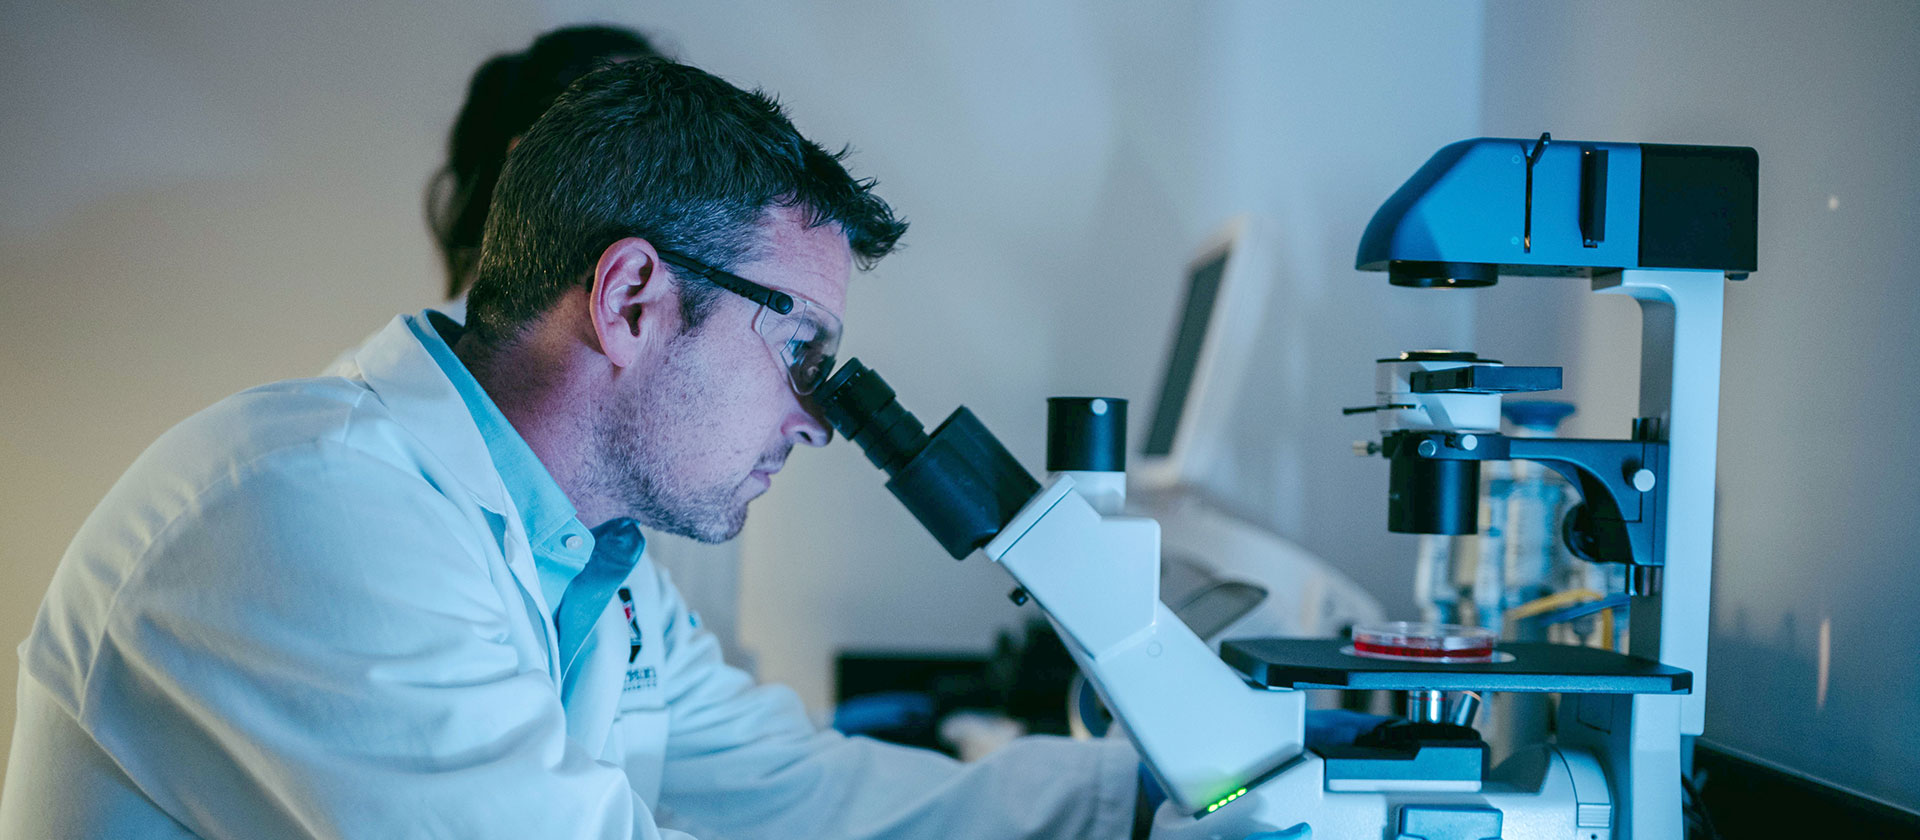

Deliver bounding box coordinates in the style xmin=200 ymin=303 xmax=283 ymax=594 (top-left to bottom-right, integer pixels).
xmin=819 ymin=134 xmax=1755 ymax=839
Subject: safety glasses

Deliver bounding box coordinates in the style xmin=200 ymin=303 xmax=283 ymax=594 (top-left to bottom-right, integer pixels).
xmin=655 ymin=248 xmax=842 ymax=395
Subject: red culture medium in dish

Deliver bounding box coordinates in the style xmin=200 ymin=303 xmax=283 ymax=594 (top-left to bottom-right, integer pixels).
xmin=1349 ymin=621 xmax=1498 ymax=663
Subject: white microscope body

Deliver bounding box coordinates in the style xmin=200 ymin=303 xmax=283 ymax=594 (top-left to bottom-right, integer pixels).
xmin=986 ymin=473 xmax=1615 ymax=838
xmin=821 ymin=136 xmax=1754 ymax=839
xmin=978 ymin=262 xmax=1726 ymax=838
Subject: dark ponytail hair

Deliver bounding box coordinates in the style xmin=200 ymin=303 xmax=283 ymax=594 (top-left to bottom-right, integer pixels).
xmin=426 ymin=25 xmax=662 ymax=300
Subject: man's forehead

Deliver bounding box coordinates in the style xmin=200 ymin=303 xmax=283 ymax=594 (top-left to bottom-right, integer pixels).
xmin=738 ymin=206 xmax=852 ymax=314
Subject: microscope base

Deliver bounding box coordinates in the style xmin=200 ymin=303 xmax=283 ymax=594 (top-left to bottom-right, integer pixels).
xmin=1149 ymin=745 xmax=1614 ymax=840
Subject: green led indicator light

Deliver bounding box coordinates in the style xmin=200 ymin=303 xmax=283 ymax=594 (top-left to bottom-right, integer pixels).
xmin=1204 ymin=788 xmax=1251 ymax=813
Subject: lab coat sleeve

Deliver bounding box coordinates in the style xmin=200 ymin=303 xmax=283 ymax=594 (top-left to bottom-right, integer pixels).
xmin=640 ymin=567 xmax=1141 ymax=840
xmin=82 ymin=440 xmax=691 ymax=840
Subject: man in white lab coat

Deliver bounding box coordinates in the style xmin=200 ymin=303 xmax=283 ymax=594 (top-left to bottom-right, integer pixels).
xmin=0 ymin=59 xmax=1144 ymax=839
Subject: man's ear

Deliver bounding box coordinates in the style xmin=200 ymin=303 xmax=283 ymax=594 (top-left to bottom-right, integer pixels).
xmin=587 ymin=237 xmax=680 ymax=370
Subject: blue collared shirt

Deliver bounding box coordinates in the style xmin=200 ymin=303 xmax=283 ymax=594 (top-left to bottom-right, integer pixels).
xmin=406 ymin=310 xmax=642 ymax=675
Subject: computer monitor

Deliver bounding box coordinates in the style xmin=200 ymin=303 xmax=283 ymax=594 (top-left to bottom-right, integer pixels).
xmin=1134 ymin=216 xmax=1276 ymax=491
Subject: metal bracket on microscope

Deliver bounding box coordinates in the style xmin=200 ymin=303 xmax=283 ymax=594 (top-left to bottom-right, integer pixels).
xmin=1382 ymin=430 xmax=1668 ymax=570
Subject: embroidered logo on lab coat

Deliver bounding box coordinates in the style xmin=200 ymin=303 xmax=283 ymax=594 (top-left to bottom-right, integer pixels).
xmin=619 ymin=587 xmax=658 ymax=692
xmin=619 ymin=587 xmax=642 ymax=663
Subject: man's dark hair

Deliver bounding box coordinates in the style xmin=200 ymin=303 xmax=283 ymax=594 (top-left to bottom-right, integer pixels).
xmin=466 ymin=59 xmax=907 ymax=343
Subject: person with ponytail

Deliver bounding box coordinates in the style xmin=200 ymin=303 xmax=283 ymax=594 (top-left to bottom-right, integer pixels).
xmin=322 ymin=25 xmax=660 ymax=375
xmin=428 ymin=25 xmax=663 ymax=309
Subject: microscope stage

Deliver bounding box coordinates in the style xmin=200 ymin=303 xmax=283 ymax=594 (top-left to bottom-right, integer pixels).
xmin=1221 ymin=638 xmax=1691 ymax=694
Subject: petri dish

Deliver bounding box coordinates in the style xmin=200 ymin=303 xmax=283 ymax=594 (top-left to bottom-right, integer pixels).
xmin=1348 ymin=621 xmax=1499 ymax=664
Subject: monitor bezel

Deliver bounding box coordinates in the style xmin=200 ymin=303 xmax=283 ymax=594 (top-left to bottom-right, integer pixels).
xmin=1134 ymin=215 xmax=1276 ymax=491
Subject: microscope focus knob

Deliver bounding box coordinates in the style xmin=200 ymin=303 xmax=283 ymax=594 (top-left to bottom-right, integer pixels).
xmin=1630 ymin=467 xmax=1657 ymax=492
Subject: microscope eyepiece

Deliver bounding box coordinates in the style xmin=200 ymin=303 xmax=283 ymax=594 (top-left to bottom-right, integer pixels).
xmin=817 ymin=359 xmax=930 ymax=476
xmin=1046 ymin=397 xmax=1127 ymax=473
xmin=816 ymin=359 xmax=1040 ymax=560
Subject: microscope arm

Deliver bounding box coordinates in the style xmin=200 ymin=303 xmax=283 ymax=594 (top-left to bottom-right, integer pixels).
xmin=812 ymin=361 xmax=1306 ymax=816
xmin=982 ymin=476 xmax=1307 ymax=816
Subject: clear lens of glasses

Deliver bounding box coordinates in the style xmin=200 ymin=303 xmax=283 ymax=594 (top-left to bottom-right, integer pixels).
xmin=757 ymin=300 xmax=841 ymax=395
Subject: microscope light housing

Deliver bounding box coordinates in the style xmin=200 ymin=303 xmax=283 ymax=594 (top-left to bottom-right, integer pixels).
xmin=1356 ymin=136 xmax=1757 ymax=285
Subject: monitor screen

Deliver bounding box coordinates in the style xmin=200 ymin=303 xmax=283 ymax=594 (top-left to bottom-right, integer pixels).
xmin=1143 ymin=250 xmax=1229 ymax=457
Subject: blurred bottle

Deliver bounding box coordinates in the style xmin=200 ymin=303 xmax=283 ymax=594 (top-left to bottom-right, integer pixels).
xmin=1412 ymin=535 xmax=1452 ymax=624
xmin=1484 ymin=400 xmax=1576 ymax=762
xmin=1473 ymin=457 xmax=1513 ymax=633
xmin=1498 ymin=400 xmax=1578 ymax=640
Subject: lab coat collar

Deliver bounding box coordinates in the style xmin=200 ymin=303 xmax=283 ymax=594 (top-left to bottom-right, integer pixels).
xmin=349 ymin=312 xmax=513 ymax=517
xmin=400 ymin=311 xmax=588 ymax=554
xmin=396 ymin=311 xmax=597 ymax=611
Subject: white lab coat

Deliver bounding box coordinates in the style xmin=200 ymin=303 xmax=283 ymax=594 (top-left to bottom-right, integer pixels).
xmin=0 ymin=314 xmax=1140 ymax=839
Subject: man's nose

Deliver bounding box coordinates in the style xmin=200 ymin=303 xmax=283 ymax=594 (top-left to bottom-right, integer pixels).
xmin=786 ymin=394 xmax=833 ymax=447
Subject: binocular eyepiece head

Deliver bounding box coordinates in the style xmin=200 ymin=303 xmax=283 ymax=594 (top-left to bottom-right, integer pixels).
xmin=817 ymin=359 xmax=930 ymax=476
xmin=815 ymin=359 xmax=1040 ymax=560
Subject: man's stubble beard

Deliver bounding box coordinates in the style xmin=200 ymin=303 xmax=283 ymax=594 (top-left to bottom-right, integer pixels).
xmin=585 ymin=341 xmax=751 ymax=544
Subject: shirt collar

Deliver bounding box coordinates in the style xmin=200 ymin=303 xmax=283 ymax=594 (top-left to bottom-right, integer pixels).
xmin=403 ymin=311 xmax=595 ymax=598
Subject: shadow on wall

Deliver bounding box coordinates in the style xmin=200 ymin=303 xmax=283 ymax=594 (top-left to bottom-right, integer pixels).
xmin=1704 ymin=481 xmax=1901 ymax=802
xmin=1706 ymin=606 xmax=1861 ymax=775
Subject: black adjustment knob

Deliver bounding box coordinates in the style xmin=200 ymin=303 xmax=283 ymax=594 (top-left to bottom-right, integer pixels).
xmin=1047 ymin=397 xmax=1127 ymax=472
xmin=1008 ymin=587 xmax=1030 ymax=607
